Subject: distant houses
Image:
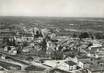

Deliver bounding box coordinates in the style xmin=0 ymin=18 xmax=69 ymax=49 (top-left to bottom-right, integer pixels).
xmin=0 ymin=30 xmax=16 ymax=37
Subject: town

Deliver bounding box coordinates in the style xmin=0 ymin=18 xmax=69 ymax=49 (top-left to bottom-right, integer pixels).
xmin=0 ymin=18 xmax=104 ymax=73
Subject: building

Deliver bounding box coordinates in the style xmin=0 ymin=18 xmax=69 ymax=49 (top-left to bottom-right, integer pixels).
xmin=43 ymin=60 xmax=80 ymax=72
xmin=79 ymin=58 xmax=91 ymax=69
xmin=21 ymin=33 xmax=34 ymax=42
xmin=65 ymin=61 xmax=77 ymax=71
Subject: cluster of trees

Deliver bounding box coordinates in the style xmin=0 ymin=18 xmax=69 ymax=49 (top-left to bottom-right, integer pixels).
xmin=72 ymin=32 xmax=104 ymax=39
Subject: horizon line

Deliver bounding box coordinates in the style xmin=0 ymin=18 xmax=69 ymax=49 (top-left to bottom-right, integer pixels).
xmin=0 ymin=16 xmax=104 ymax=18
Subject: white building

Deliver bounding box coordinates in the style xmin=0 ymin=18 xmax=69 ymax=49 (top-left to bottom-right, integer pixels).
xmin=43 ymin=60 xmax=78 ymax=71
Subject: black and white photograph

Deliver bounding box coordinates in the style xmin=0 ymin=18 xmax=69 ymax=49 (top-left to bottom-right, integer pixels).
xmin=0 ymin=0 xmax=104 ymax=73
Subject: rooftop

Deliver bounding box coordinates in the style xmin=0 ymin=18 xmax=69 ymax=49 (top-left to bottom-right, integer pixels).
xmin=65 ymin=61 xmax=77 ymax=66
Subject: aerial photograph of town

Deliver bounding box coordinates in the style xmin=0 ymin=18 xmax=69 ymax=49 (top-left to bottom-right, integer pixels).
xmin=0 ymin=0 xmax=104 ymax=73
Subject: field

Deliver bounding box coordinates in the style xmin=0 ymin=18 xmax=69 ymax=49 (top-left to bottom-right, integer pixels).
xmin=0 ymin=16 xmax=104 ymax=31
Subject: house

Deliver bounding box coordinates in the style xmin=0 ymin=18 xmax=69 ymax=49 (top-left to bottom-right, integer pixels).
xmin=65 ymin=61 xmax=77 ymax=71
xmin=0 ymin=31 xmax=16 ymax=39
xmin=49 ymin=68 xmax=71 ymax=73
xmin=46 ymin=41 xmax=56 ymax=58
xmin=87 ymin=47 xmax=104 ymax=58
xmin=43 ymin=60 xmax=79 ymax=72
xmin=65 ymin=56 xmax=84 ymax=69
xmin=41 ymin=28 xmax=51 ymax=38
xmin=21 ymin=33 xmax=34 ymax=42
xmin=4 ymin=46 xmax=17 ymax=55
xmin=79 ymin=58 xmax=92 ymax=69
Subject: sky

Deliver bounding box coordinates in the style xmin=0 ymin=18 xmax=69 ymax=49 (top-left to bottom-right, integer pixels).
xmin=0 ymin=0 xmax=104 ymax=17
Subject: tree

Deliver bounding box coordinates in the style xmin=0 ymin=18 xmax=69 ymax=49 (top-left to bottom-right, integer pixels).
xmin=79 ymin=32 xmax=89 ymax=39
